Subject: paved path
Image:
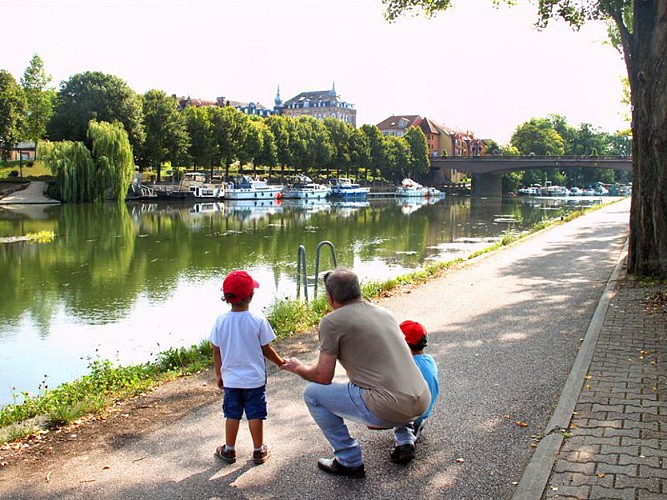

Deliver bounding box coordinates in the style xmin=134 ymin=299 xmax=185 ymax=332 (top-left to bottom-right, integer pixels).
xmin=0 ymin=181 xmax=60 ymax=205
xmin=1 ymin=198 xmax=654 ymax=500
xmin=542 ymin=273 xmax=666 ymax=499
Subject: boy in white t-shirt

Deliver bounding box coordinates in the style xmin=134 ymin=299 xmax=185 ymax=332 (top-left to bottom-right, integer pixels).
xmin=209 ymin=270 xmax=284 ymax=465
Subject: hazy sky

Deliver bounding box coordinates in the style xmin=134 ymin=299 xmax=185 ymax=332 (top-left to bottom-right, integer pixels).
xmin=2 ymin=0 xmax=628 ymax=143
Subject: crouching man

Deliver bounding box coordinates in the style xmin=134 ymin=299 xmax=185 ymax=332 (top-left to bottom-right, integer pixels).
xmin=282 ymin=268 xmax=430 ymax=477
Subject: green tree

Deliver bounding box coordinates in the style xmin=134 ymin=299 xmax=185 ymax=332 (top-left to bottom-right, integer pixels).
xmin=239 ymin=118 xmax=264 ymax=170
xmin=88 ymin=120 xmax=135 ymax=202
xmin=349 ymin=127 xmax=371 ymax=179
xmin=381 ymin=0 xmax=667 ymax=277
xmin=48 ymin=71 xmax=145 ymax=153
xmin=209 ymin=106 xmax=248 ymax=175
xmin=382 ymin=135 xmax=412 ymax=182
xmin=0 ymin=70 xmax=26 ymax=160
xmin=360 ymin=124 xmax=385 ymax=179
xmin=404 ymin=126 xmax=430 ymax=177
xmin=41 ymin=121 xmax=133 ymax=202
xmin=183 ymin=106 xmax=216 ymax=171
xmin=140 ymin=90 xmax=189 ymax=181
xmin=253 ymin=119 xmax=278 ymax=172
xmin=511 ymin=118 xmax=565 ymax=156
xmin=265 ymin=115 xmax=290 ymax=170
xmin=323 ymin=117 xmax=352 ymax=173
xmin=20 ymin=54 xmax=55 ymax=144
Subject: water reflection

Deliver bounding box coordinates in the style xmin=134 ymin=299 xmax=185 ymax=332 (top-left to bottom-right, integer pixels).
xmin=0 ymin=195 xmax=607 ymax=405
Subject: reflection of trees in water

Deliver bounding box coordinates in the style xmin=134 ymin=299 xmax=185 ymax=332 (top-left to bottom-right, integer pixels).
xmin=0 ymin=197 xmax=560 ymax=336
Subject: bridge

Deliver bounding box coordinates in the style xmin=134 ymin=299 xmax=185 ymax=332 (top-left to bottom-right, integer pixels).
xmin=428 ymin=156 xmax=632 ymax=196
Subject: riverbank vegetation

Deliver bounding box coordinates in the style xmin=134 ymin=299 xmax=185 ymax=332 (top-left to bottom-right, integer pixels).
xmin=0 ymin=201 xmax=612 ymax=445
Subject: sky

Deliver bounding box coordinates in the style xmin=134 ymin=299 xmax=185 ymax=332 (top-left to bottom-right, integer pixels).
xmin=1 ymin=0 xmax=629 ymax=144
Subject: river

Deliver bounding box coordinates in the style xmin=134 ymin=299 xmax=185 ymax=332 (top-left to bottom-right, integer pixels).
xmin=0 ymin=194 xmax=608 ymax=406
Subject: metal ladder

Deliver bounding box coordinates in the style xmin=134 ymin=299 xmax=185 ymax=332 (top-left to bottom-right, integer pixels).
xmin=297 ymin=241 xmax=337 ymax=302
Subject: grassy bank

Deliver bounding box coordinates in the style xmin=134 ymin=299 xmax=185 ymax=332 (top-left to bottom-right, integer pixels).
xmin=0 ymin=200 xmax=612 ymax=444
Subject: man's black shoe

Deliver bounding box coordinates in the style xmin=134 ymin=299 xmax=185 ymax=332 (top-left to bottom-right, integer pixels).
xmin=317 ymin=458 xmax=366 ymax=478
xmin=390 ymin=444 xmax=416 ymax=464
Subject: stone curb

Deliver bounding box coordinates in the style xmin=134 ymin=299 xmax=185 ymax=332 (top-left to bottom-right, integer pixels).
xmin=511 ymin=241 xmax=629 ymax=499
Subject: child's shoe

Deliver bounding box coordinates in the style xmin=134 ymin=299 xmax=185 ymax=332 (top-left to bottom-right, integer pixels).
xmin=215 ymin=445 xmax=236 ymax=464
xmin=253 ymin=444 xmax=270 ymax=464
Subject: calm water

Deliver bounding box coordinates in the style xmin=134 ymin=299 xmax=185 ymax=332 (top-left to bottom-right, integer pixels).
xmin=0 ymin=195 xmax=606 ymax=406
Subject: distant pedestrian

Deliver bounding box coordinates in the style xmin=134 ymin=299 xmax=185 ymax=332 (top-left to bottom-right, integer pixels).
xmin=283 ymin=268 xmax=430 ymax=477
xmin=390 ymin=320 xmax=440 ymax=464
xmin=209 ymin=270 xmax=285 ymax=465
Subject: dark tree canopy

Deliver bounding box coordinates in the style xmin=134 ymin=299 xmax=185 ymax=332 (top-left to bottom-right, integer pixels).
xmin=48 ymin=71 xmax=145 ymax=152
xmin=0 ymin=70 xmax=26 ymax=160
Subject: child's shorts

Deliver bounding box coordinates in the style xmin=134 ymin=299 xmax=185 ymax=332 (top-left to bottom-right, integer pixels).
xmin=223 ymin=386 xmax=267 ymax=420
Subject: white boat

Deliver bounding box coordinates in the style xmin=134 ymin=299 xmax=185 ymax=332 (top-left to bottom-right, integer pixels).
xmin=281 ymin=175 xmax=331 ymax=199
xmin=155 ymin=172 xmax=225 ymax=200
xmin=518 ymin=184 xmax=541 ymax=196
xmin=396 ymin=178 xmax=428 ymax=197
xmin=224 ymin=175 xmax=283 ymax=201
xmin=541 ymin=185 xmax=569 ymax=196
xmin=330 ymin=178 xmax=370 ymax=199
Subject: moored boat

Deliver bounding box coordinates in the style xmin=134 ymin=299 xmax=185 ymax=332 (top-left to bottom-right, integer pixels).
xmin=330 ymin=178 xmax=370 ymax=199
xmin=396 ymin=178 xmax=428 ymax=197
xmin=281 ymin=175 xmax=331 ymax=199
xmin=154 ymin=172 xmax=225 ymax=200
xmin=224 ymin=175 xmax=283 ymax=201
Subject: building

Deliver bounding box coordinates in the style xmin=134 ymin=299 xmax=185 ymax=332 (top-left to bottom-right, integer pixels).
xmin=377 ymin=115 xmax=486 ymax=184
xmin=280 ymin=83 xmax=356 ymax=127
xmin=6 ymin=141 xmax=37 ymax=162
xmin=176 ymin=96 xmax=275 ymax=117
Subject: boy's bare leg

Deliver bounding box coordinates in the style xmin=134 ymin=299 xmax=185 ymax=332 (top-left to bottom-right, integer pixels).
xmin=225 ymin=418 xmax=241 ymax=447
xmin=248 ymin=419 xmax=264 ymax=448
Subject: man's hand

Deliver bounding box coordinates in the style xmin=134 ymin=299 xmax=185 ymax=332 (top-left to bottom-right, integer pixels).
xmin=282 ymin=357 xmax=303 ymax=373
xmin=216 ymin=375 xmax=224 ymax=390
xmin=282 ymin=351 xmax=336 ymax=384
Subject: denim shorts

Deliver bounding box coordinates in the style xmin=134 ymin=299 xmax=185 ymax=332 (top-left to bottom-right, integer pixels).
xmin=223 ymin=386 xmax=268 ymax=420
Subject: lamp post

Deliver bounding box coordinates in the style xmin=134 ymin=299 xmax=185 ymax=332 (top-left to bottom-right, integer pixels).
xmin=18 ymin=148 xmax=23 ymax=180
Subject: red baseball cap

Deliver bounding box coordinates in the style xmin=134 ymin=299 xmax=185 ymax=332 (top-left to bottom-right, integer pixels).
xmin=399 ymin=320 xmax=427 ymax=345
xmin=222 ymin=270 xmax=259 ymax=304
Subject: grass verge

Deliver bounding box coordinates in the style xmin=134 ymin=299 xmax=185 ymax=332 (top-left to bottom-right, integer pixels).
xmin=0 ymin=200 xmax=615 ymax=444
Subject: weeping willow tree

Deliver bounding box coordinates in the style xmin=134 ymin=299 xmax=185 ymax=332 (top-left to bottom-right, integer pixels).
xmin=41 ymin=120 xmax=134 ymax=203
xmin=40 ymin=140 xmax=97 ymax=202
xmin=88 ymin=120 xmax=134 ymax=202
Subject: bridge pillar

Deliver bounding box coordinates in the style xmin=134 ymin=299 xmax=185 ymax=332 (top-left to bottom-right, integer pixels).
xmin=472 ymin=173 xmax=503 ymax=197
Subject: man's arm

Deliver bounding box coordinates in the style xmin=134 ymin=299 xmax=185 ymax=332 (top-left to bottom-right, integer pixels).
xmin=282 ymin=350 xmax=337 ymax=384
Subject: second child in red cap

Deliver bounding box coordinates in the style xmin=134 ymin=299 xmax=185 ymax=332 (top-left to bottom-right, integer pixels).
xmin=209 ymin=270 xmax=285 ymax=465
xmin=390 ymin=320 xmax=440 ymax=464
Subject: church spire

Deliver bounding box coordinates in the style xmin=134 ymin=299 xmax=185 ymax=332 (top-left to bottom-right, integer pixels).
xmin=274 ymin=84 xmax=283 ymax=108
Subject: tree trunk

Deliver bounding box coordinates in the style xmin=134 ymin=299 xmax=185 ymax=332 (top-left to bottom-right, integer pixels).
xmin=626 ymin=1 xmax=667 ymax=277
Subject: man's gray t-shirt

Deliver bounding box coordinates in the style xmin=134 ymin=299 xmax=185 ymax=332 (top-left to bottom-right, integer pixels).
xmin=318 ymin=301 xmax=430 ymax=424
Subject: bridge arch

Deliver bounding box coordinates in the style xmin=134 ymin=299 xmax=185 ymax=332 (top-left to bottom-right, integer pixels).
xmin=427 ymin=156 xmax=632 ymax=196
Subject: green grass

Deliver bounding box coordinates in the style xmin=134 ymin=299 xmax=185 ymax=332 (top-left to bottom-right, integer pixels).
xmin=0 ymin=160 xmax=53 ymax=181
xmin=0 ymin=200 xmax=613 ymax=444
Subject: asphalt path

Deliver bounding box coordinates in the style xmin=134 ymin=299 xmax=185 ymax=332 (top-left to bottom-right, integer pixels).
xmin=0 ymin=198 xmax=630 ymax=499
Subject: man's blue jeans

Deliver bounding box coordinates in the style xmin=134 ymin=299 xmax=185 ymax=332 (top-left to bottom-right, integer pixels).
xmin=304 ymin=382 xmax=396 ymax=467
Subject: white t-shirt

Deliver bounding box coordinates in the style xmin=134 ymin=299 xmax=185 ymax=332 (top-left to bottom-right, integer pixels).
xmin=209 ymin=310 xmax=276 ymax=389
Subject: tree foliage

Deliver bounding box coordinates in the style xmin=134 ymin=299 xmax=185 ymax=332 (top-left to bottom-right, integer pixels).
xmin=404 ymin=126 xmax=430 ymax=176
xmin=183 ymin=106 xmax=216 ymax=170
xmin=20 ymin=54 xmax=55 ymax=144
xmin=48 ymin=71 xmax=145 ymax=152
xmin=0 ymin=70 xmax=26 ymax=160
xmin=41 ymin=121 xmax=134 ymax=203
xmin=139 ymin=90 xmax=188 ymax=180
